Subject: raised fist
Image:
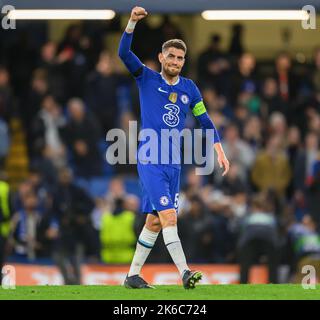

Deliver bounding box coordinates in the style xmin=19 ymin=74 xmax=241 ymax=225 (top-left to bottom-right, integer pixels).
xmin=130 ymin=6 xmax=148 ymax=22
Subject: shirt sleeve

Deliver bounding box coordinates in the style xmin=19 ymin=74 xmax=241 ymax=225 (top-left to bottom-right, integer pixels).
xmin=190 ymin=80 xmax=221 ymax=144
xmin=118 ymin=31 xmax=144 ymax=78
xmin=189 ymin=80 xmax=203 ymax=110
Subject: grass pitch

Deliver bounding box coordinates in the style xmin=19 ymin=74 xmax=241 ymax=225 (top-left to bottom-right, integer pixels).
xmin=0 ymin=284 xmax=319 ymax=300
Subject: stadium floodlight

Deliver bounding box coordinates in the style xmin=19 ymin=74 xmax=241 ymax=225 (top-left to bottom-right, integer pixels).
xmin=7 ymin=9 xmax=116 ymax=20
xmin=201 ymin=10 xmax=309 ymax=21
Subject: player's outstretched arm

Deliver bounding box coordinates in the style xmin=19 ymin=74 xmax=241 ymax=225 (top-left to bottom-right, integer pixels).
xmin=118 ymin=7 xmax=148 ymax=76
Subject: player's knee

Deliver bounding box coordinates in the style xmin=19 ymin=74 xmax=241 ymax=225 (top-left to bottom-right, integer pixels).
xmin=159 ymin=209 xmax=177 ymax=228
xmin=165 ymin=216 xmax=177 ymax=227
xmin=145 ymin=217 xmax=162 ymax=233
xmin=146 ymin=222 xmax=162 ymax=233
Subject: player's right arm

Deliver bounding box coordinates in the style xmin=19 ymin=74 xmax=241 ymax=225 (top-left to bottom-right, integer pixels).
xmin=118 ymin=7 xmax=148 ymax=77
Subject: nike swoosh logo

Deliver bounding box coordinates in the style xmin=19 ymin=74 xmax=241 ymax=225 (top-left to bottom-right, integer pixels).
xmin=158 ymin=87 xmax=168 ymax=93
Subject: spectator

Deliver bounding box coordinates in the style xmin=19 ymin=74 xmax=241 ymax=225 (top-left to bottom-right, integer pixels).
xmin=179 ymin=195 xmax=215 ymax=262
xmin=104 ymin=177 xmax=128 ymax=212
xmin=38 ymin=41 xmax=67 ymax=103
xmin=24 ymin=69 xmax=49 ymax=154
xmin=306 ymin=108 xmax=320 ymax=136
xmin=197 ymin=34 xmax=223 ymax=79
xmin=237 ymin=193 xmax=279 ymax=283
xmin=51 ymin=168 xmax=96 ymax=284
xmin=197 ymin=35 xmax=230 ymax=94
xmin=38 ymin=42 xmax=58 ymax=71
xmin=294 ymin=131 xmax=319 ymax=193
xmin=27 ymin=167 xmax=52 ymax=214
xmin=100 ymin=195 xmax=137 ymax=264
xmin=305 ymin=151 xmax=320 ymax=227
xmin=181 ymin=168 xmax=205 ymax=198
xmin=10 ymin=192 xmax=44 ymax=260
xmin=31 ymin=94 xmax=67 ymax=167
xmin=30 ymin=145 xmax=59 ymax=188
xmin=13 ymin=179 xmax=31 ymax=209
xmin=286 ymin=126 xmax=302 ymax=166
xmin=286 ymin=126 xmax=302 ymax=198
xmin=251 ymin=135 xmax=291 ymax=201
xmin=205 ymin=189 xmax=235 ymax=262
xmin=228 ymin=24 xmax=244 ymax=58
xmin=0 ymin=66 xmax=14 ymax=122
xmin=273 ymin=52 xmax=299 ymax=122
xmin=157 ymin=15 xmax=184 ymax=44
xmin=219 ymin=124 xmax=255 ymax=183
xmin=61 ymin=98 xmax=102 ymax=178
xmin=237 ymin=85 xmax=262 ymax=116
xmin=219 ymin=163 xmax=249 ymax=197
xmin=268 ymin=112 xmax=287 ymax=138
xmin=242 ymin=115 xmax=264 ymax=151
xmin=0 ymin=118 xmax=9 ymax=169
xmin=85 ymin=51 xmax=124 ymax=133
xmin=57 ymin=24 xmax=89 ymax=98
xmin=201 ymin=86 xmax=233 ymax=119
xmin=286 ymin=215 xmax=320 ymax=283
xmin=261 ymin=77 xmax=287 ymax=117
xmin=233 ymin=104 xmax=250 ymax=133
xmin=230 ymin=52 xmax=257 ymax=105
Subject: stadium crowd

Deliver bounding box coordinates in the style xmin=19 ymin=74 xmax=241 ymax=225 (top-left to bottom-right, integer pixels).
xmin=0 ymin=17 xmax=320 ymax=284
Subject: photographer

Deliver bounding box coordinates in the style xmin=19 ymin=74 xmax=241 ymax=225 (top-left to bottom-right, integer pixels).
xmin=286 ymin=215 xmax=320 ymax=283
xmin=237 ymin=193 xmax=279 ymax=283
xmin=52 ymin=167 xmax=96 ymax=284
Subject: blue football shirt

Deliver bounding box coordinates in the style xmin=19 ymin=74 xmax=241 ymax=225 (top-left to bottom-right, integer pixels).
xmin=135 ymin=66 xmax=203 ymax=167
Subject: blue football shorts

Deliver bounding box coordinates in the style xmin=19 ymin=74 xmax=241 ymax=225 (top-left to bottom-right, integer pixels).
xmin=137 ymin=162 xmax=181 ymax=215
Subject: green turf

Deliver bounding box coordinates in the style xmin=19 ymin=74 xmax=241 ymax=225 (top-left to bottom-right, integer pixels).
xmin=0 ymin=284 xmax=319 ymax=300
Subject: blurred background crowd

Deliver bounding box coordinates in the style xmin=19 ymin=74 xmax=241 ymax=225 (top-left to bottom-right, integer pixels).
xmin=0 ymin=15 xmax=320 ymax=284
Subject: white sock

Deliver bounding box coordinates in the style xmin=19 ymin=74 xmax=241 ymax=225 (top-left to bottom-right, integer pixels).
xmin=162 ymin=225 xmax=189 ymax=276
xmin=128 ymin=226 xmax=159 ymax=277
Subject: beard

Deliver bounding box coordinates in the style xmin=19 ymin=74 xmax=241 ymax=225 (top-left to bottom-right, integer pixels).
xmin=163 ymin=65 xmax=180 ymax=77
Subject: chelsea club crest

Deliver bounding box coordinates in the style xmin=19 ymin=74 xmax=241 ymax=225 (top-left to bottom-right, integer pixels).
xmin=180 ymin=94 xmax=189 ymax=104
xmin=160 ymin=196 xmax=169 ymax=206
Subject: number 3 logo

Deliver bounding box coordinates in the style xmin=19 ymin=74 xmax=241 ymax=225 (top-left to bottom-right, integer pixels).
xmin=163 ymin=104 xmax=180 ymax=127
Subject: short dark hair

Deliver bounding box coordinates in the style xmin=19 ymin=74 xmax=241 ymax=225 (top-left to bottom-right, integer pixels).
xmin=162 ymin=39 xmax=187 ymax=54
xmin=251 ymin=193 xmax=273 ymax=212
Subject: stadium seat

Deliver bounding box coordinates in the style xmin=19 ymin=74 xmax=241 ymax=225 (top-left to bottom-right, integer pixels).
xmin=89 ymin=177 xmax=109 ymax=198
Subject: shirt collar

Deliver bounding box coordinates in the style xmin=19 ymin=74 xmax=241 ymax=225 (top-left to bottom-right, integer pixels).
xmin=160 ymin=72 xmax=180 ymax=86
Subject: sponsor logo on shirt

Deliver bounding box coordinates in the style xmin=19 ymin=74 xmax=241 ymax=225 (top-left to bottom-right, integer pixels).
xmin=158 ymin=87 xmax=168 ymax=93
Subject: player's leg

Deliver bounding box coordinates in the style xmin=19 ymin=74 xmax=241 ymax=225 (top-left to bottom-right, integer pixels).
xmin=158 ymin=208 xmax=202 ymax=289
xmin=125 ymin=167 xmax=162 ymax=288
xmin=127 ymin=213 xmax=161 ymax=277
xmin=125 ymin=214 xmax=161 ymax=288
xmin=161 ymin=167 xmax=202 ymax=288
xmin=158 ymin=207 xmax=187 ymax=275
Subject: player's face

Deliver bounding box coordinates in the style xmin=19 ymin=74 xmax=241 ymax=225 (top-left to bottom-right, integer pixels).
xmin=159 ymin=47 xmax=185 ymax=77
